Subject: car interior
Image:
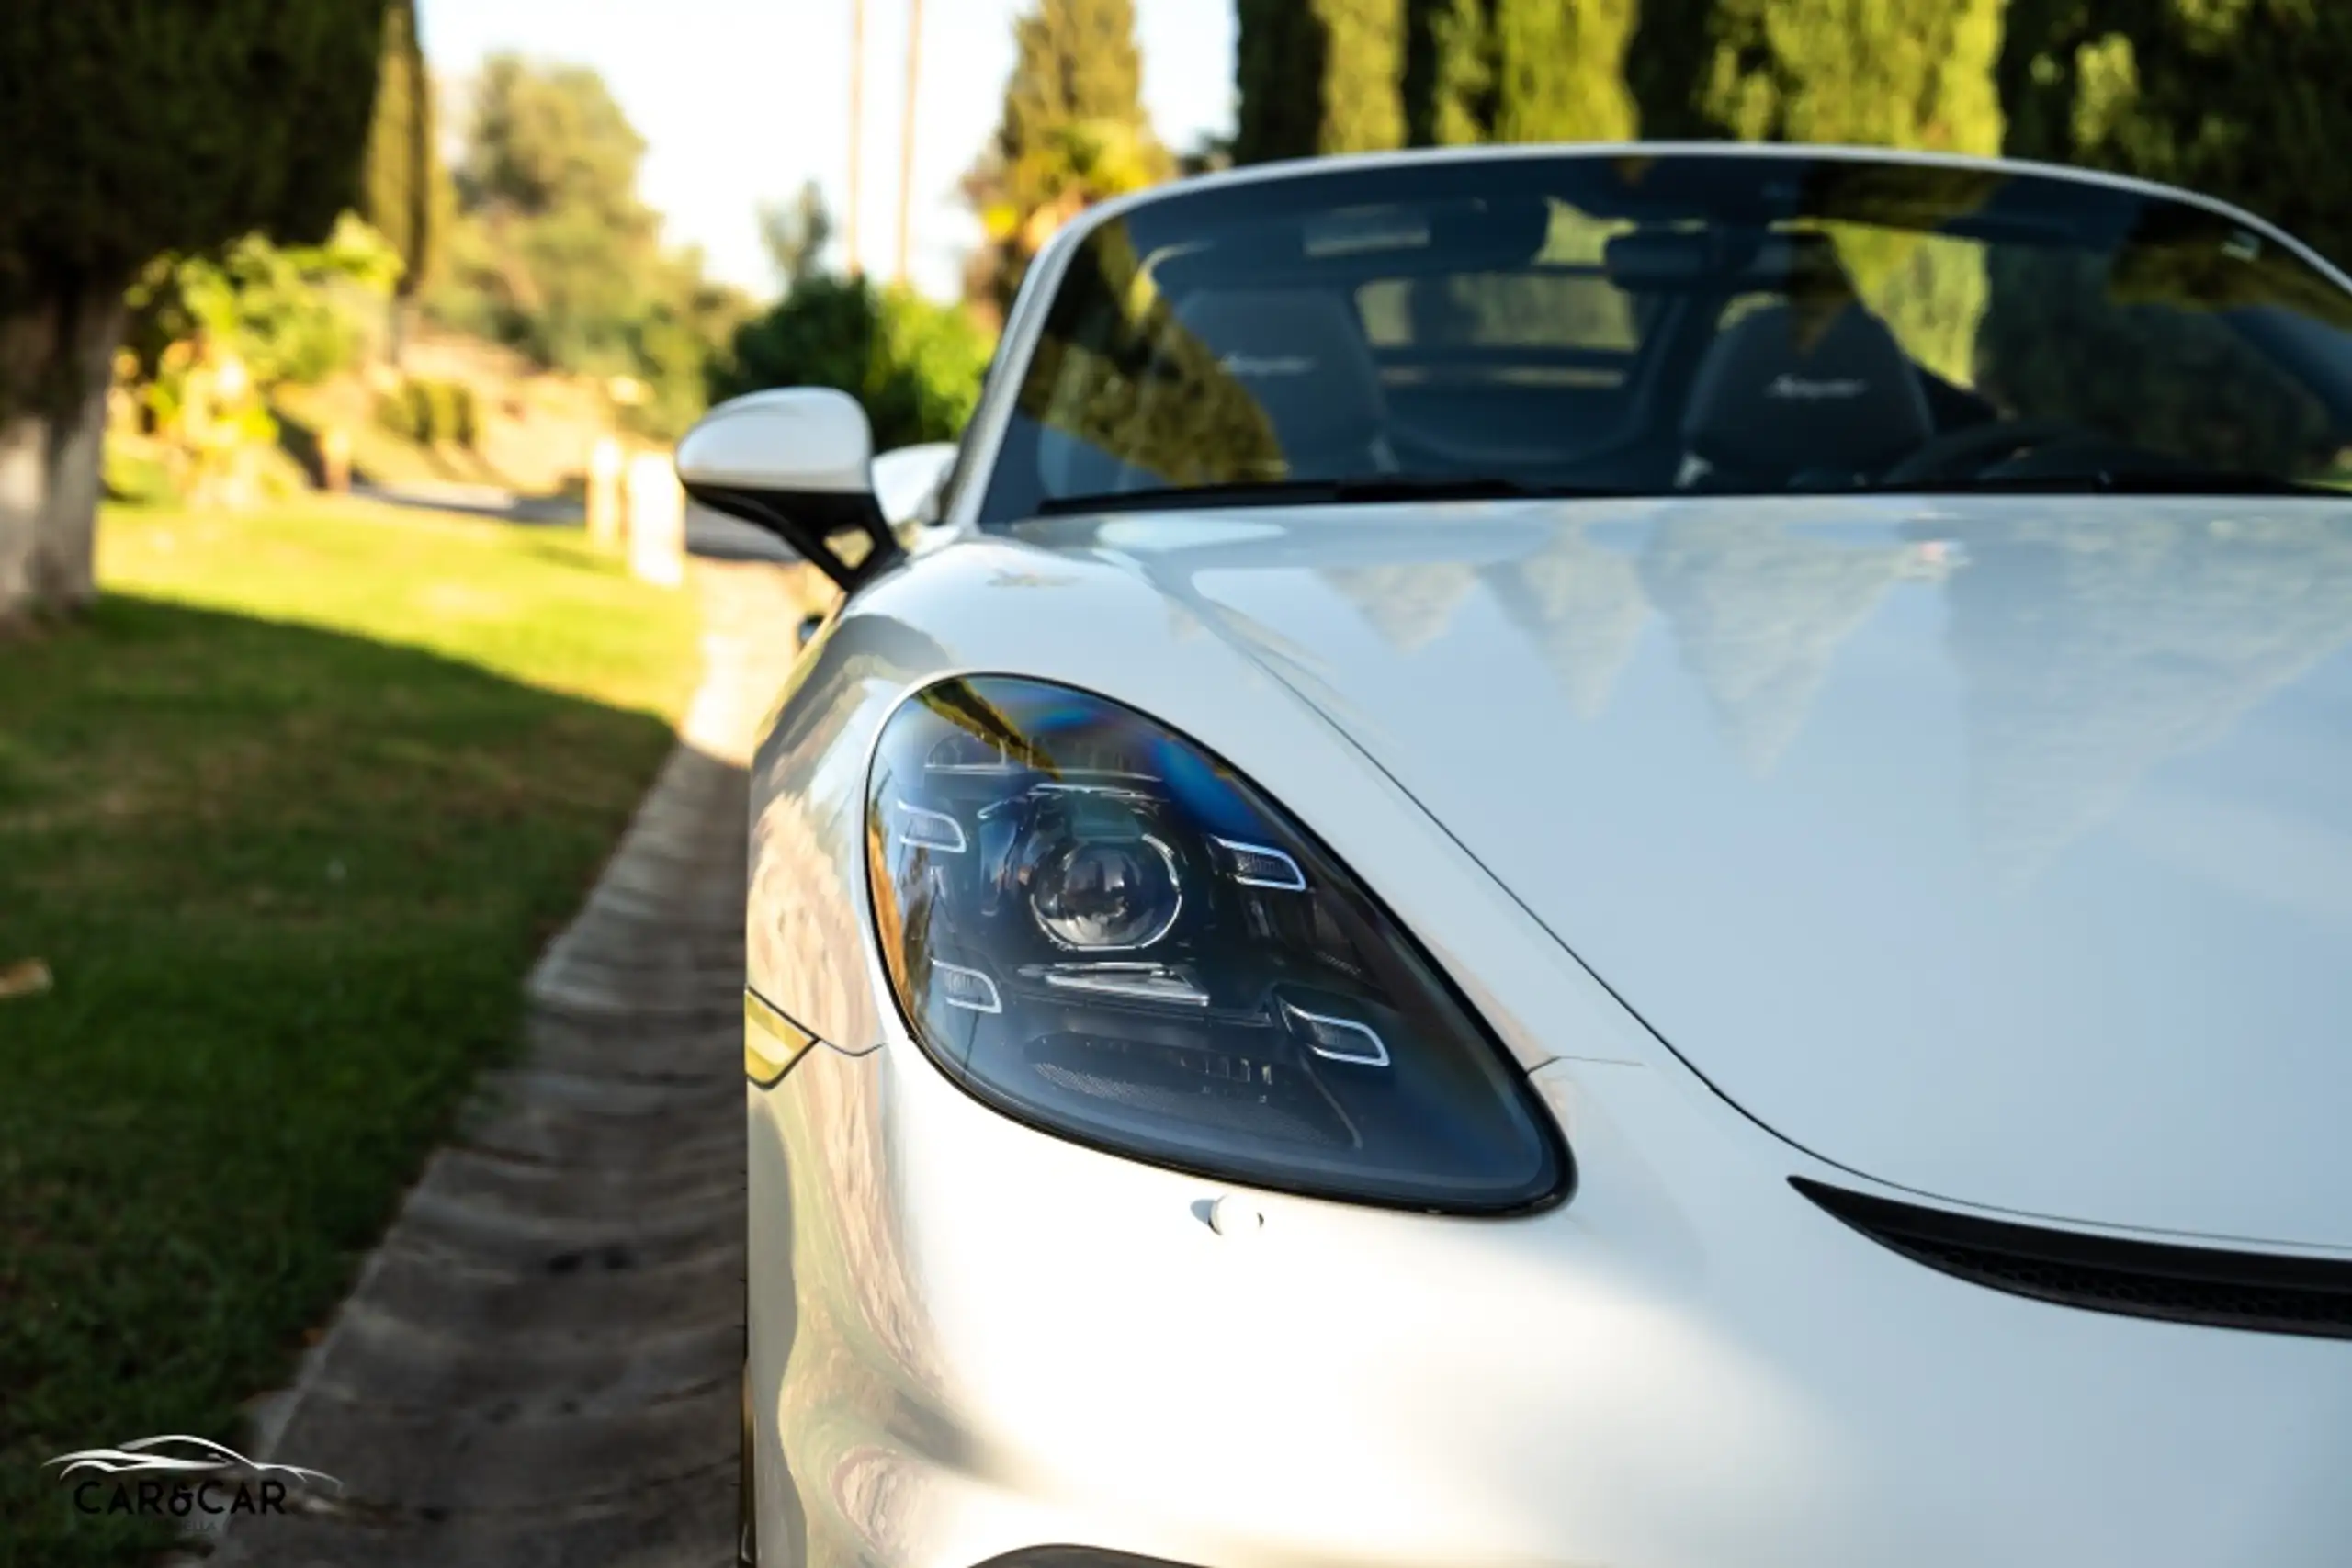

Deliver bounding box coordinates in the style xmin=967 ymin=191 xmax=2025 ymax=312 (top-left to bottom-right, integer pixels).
xmin=1142 ymin=228 xmax=2013 ymax=497
xmin=987 ymin=165 xmax=2352 ymax=520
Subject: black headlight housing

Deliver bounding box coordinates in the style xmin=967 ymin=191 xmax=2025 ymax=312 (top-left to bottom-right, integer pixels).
xmin=865 ymin=676 xmax=1568 ymax=1213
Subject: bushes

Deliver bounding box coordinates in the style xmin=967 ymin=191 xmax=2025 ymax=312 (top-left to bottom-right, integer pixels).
xmin=376 ymin=377 xmax=481 ymax=447
xmin=123 ymin=215 xmax=404 ymax=395
xmin=711 ymin=276 xmax=989 ymax=450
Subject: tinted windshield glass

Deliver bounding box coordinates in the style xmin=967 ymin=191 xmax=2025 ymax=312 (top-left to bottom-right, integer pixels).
xmin=977 ymin=152 xmax=2352 ymax=523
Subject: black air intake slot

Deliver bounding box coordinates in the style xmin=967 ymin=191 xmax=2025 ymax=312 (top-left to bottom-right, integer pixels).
xmin=1792 ymin=1178 xmax=2352 ymax=1340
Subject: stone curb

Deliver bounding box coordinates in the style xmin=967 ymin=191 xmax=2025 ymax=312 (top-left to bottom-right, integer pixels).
xmin=174 ymin=562 xmax=804 ymax=1568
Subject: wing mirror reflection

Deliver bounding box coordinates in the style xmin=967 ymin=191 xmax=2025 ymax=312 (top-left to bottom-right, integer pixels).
xmin=871 ymin=442 xmax=959 ymax=530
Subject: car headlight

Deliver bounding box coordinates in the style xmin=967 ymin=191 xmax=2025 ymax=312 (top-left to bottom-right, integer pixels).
xmin=866 ymin=676 xmax=1569 ymax=1213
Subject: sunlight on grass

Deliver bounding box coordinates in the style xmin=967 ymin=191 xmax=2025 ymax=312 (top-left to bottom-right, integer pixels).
xmin=0 ymin=502 xmax=707 ymax=1566
xmin=96 ymin=499 xmax=702 ymax=723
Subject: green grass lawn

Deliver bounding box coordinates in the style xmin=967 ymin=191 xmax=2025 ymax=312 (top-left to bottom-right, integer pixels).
xmin=0 ymin=502 xmax=703 ymax=1565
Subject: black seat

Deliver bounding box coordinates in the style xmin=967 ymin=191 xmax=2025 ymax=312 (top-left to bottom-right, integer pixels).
xmin=1169 ymin=290 xmax=1395 ymax=479
xmin=1679 ymin=301 xmax=1934 ymax=489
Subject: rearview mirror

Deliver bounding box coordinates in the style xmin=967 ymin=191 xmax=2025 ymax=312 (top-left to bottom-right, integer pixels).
xmin=674 ymin=389 xmax=901 ymax=589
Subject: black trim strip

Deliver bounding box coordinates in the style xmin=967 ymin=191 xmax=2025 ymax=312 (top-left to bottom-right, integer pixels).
xmin=1792 ymin=1177 xmax=2352 ymax=1340
xmin=744 ymin=988 xmax=819 ymax=1088
xmin=969 ymin=1550 xmax=1202 ymax=1568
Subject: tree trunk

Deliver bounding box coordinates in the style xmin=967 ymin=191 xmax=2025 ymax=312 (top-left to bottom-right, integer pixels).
xmin=37 ymin=288 xmax=127 ymax=610
xmin=0 ymin=299 xmax=62 ymax=630
xmin=0 ymin=281 xmax=129 ymax=629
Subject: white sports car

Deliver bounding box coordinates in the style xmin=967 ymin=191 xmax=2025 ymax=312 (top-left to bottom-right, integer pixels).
xmin=682 ymin=144 xmax=2352 ymax=1568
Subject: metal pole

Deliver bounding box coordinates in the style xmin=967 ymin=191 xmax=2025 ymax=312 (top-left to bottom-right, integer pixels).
xmin=846 ymin=0 xmax=866 ymax=276
xmin=895 ymin=0 xmax=923 ymax=287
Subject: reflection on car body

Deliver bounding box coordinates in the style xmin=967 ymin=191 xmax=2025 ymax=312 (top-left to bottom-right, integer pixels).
xmin=681 ymin=143 xmax=2352 ymax=1568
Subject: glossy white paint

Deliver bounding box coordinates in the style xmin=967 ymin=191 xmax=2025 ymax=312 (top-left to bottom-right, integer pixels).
xmin=750 ymin=1034 xmax=2351 ymax=1568
xmin=676 ymin=387 xmax=875 ymax=496
xmin=742 ymin=145 xmax=2352 ymax=1568
xmin=1087 ymin=498 xmax=2352 ymax=1252
xmin=744 ymin=497 xmax=2352 ymax=1565
xmin=745 ymin=528 xmax=1644 ymax=1077
xmin=752 ymin=497 xmax=2352 ymax=1252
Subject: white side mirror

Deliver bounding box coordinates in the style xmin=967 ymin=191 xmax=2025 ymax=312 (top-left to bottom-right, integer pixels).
xmin=675 ymin=389 xmax=897 ymax=587
xmin=871 ymin=442 xmax=960 ymax=528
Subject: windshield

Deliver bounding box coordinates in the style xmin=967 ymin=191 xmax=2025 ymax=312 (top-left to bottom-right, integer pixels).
xmin=976 ymin=152 xmax=2352 ymax=524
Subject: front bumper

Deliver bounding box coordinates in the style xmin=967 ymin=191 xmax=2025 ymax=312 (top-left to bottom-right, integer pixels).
xmin=748 ymin=1032 xmax=2352 ymax=1568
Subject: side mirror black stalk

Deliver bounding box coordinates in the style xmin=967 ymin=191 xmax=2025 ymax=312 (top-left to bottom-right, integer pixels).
xmin=682 ymin=482 xmax=903 ymax=592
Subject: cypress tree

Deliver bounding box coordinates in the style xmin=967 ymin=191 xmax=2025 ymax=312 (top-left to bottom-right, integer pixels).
xmin=1490 ymin=0 xmax=1638 ymax=143
xmin=1999 ymin=0 xmax=2352 ymax=266
xmin=1001 ymin=0 xmax=1154 ymax=141
xmin=1233 ymin=0 xmax=1407 ymax=164
xmin=1407 ymin=0 xmax=1635 ymax=147
xmin=1625 ymin=0 xmax=2005 ymax=153
xmin=1984 ymin=4 xmax=2352 ymax=480
xmin=0 ymin=0 xmax=393 ymax=623
xmin=361 ymin=0 xmax=451 ymax=360
xmin=1617 ymin=0 xmax=2007 ymax=390
xmin=964 ymin=0 xmax=1169 ymax=321
xmin=1403 ymin=0 xmax=1490 ymax=147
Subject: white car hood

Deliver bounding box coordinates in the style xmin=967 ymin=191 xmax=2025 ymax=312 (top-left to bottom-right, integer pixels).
xmin=1015 ymin=495 xmax=2352 ymax=1250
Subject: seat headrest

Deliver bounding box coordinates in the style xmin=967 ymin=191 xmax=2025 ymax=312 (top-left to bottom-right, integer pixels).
xmin=1170 ymin=289 xmax=1385 ymax=457
xmin=1682 ymin=302 xmax=1933 ymax=479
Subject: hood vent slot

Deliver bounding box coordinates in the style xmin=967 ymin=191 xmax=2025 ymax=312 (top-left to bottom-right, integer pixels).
xmin=1792 ymin=1177 xmax=2352 ymax=1340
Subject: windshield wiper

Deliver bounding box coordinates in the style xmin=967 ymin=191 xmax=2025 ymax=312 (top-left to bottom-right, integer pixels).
xmin=1857 ymin=469 xmax=2345 ymax=499
xmin=1034 ymin=475 xmax=1635 ymax=515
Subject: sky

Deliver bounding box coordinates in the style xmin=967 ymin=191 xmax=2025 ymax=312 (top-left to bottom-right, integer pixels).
xmin=414 ymin=0 xmax=1238 ymax=301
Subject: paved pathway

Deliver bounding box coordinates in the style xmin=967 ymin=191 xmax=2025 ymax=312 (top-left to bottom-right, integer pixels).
xmin=359 ymin=480 xmax=801 ymax=566
xmin=200 ymin=561 xmax=815 ymax=1567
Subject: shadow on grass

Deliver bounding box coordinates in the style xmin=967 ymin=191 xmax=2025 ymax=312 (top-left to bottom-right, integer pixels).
xmin=0 ymin=593 xmax=701 ymax=1567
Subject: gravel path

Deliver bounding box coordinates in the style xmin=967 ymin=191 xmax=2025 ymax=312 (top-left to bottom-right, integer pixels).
xmin=198 ymin=560 xmax=812 ymax=1567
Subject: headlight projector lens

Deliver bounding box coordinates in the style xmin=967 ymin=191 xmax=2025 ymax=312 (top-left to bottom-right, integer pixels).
xmin=866 ymin=677 xmax=1568 ymax=1213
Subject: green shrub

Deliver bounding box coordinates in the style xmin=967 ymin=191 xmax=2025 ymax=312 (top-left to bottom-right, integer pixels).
xmin=424 ymin=379 xmax=461 ymax=445
xmin=867 ymin=287 xmax=992 ymax=446
xmin=373 ymin=377 xmax=480 ymax=446
xmin=375 ymin=385 xmax=416 ymax=441
xmin=122 ymin=215 xmax=406 ymax=393
xmin=403 ymin=379 xmax=437 ymax=440
xmin=449 ymin=382 xmax=480 ymax=447
xmin=710 ymin=276 xmax=991 ymax=449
